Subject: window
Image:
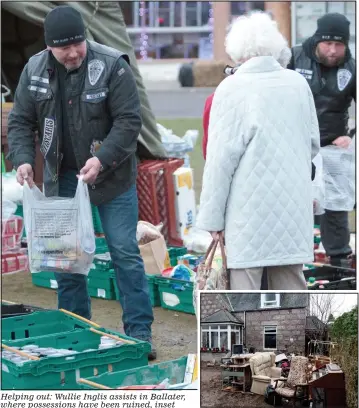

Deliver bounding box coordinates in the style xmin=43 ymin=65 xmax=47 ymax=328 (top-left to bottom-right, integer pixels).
xmin=261 ymin=293 xmax=280 ymax=308
xmin=264 ymin=326 xmax=277 ymax=349
xmin=201 ymin=323 xmax=243 ymax=350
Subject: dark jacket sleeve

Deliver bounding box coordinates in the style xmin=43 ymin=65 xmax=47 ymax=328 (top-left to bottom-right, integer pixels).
xmin=311 ymin=162 xmax=316 ymax=181
xmin=94 ymin=57 xmax=142 ymax=167
xmin=287 ymin=52 xmax=295 ymax=70
xmin=7 ymin=64 xmax=38 ymax=169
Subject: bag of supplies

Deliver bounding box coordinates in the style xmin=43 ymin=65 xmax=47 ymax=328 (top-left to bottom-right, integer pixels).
xmin=23 ymin=177 xmax=95 ymax=275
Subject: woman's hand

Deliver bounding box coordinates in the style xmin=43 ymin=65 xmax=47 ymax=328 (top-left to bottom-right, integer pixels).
xmin=210 ymin=231 xmax=224 ymax=241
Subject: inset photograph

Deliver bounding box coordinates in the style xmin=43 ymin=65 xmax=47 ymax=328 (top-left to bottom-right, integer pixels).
xmin=200 ymin=292 xmax=358 ymax=408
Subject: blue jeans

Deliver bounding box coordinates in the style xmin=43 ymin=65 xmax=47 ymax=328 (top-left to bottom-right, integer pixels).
xmin=55 ymin=170 xmax=154 ymax=340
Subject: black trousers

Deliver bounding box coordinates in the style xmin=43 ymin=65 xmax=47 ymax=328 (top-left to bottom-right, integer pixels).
xmin=315 ymin=210 xmax=352 ymax=258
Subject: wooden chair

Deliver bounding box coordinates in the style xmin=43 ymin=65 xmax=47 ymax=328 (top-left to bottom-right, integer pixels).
xmin=274 ymin=356 xmax=309 ymax=407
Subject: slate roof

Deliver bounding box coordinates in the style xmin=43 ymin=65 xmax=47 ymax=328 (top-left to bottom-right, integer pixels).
xmin=201 ymin=308 xmax=244 ymax=324
xmin=225 ymin=293 xmax=309 ymax=311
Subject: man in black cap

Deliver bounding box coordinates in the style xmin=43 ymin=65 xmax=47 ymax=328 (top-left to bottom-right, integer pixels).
xmin=7 ymin=5 xmax=156 ymax=360
xmin=288 ymin=13 xmax=356 ymax=267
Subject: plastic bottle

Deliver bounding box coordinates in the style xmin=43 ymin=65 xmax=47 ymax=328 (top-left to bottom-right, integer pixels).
xmin=307 ymin=277 xmax=316 ymax=287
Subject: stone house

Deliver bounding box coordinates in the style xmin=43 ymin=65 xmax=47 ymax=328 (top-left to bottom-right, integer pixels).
xmin=200 ymin=293 xmax=310 ymax=361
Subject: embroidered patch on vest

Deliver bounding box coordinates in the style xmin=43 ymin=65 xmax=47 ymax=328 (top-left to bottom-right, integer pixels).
xmin=90 ymin=140 xmax=103 ymax=156
xmin=40 ymin=118 xmax=55 ymax=157
xmin=337 ymin=69 xmax=352 ymax=91
xmin=31 ymin=76 xmax=49 ymax=84
xmin=85 ymin=91 xmax=107 ymax=100
xmin=88 ymin=59 xmax=105 ymax=86
xmin=28 ymin=85 xmax=48 ymax=93
xmin=117 ymin=68 xmax=125 ymax=77
xmin=295 ymin=68 xmax=313 ymax=80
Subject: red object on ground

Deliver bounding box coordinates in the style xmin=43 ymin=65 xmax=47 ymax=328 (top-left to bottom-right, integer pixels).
xmin=202 ymin=93 xmax=215 ymax=160
xmin=2 ymin=215 xmax=24 ymax=253
xmin=1 ymin=251 xmax=28 ymax=274
xmin=136 ymin=159 xmax=184 ymax=246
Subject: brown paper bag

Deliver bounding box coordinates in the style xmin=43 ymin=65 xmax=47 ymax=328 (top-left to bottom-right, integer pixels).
xmin=137 ymin=221 xmax=167 ymax=275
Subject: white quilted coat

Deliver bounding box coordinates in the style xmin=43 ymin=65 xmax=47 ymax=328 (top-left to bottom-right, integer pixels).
xmin=196 ymin=56 xmax=320 ymax=269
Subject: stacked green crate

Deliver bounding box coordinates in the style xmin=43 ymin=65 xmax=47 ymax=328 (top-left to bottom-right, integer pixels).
xmin=1 ymin=326 xmax=150 ymax=390
xmin=2 ymin=310 xmax=93 ymax=341
xmin=92 ymin=205 xmax=104 ymax=234
xmin=155 ymin=276 xmax=195 ymax=315
xmin=112 ymin=271 xmax=161 ymax=307
xmin=167 ymin=246 xmax=187 ymax=266
xmin=88 ymin=253 xmax=115 ymax=300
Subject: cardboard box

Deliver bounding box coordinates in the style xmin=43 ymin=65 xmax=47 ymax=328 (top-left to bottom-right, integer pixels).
xmin=173 ymin=168 xmax=196 ymax=240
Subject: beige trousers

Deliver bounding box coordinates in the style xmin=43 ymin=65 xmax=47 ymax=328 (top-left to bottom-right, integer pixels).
xmin=230 ymin=265 xmax=307 ymax=290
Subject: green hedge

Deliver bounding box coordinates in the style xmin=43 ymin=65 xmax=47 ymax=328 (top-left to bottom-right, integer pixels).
xmin=330 ymin=307 xmax=358 ymax=408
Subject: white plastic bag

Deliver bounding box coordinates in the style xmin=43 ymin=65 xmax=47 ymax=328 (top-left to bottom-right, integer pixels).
xmin=23 ymin=177 xmax=95 ymax=275
xmin=321 ymin=138 xmax=355 ymax=211
xmin=2 ymin=171 xmax=23 ymax=203
xmin=312 ymin=153 xmax=325 ymax=216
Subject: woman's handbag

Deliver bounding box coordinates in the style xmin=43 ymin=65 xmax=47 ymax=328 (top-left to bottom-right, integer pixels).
xmin=193 ymin=234 xmax=230 ymax=317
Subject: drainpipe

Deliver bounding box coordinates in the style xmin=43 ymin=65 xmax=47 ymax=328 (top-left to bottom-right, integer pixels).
xmin=243 ymin=311 xmax=246 ymax=346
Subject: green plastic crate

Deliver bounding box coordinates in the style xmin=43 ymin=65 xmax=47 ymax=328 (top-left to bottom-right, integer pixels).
xmin=92 ymin=205 xmax=104 ymax=234
xmin=1 ymin=328 xmax=150 ymax=390
xmin=31 ymin=271 xmax=58 ymax=289
xmin=156 ymin=277 xmax=195 ymax=315
xmin=13 ymin=204 xmax=26 ymax=238
xmin=31 ymin=275 xmax=116 ymax=300
xmin=95 ymin=237 xmax=108 ymax=254
xmin=88 ymin=275 xmax=116 ymax=300
xmin=113 ymin=274 xmax=161 ymax=307
xmin=1 ymin=310 xmax=93 ymax=341
xmin=78 ymin=356 xmax=188 ymax=389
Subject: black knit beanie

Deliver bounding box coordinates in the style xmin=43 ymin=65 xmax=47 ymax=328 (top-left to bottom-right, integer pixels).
xmin=313 ymin=13 xmax=350 ymax=46
xmin=44 ymin=5 xmax=86 ymax=47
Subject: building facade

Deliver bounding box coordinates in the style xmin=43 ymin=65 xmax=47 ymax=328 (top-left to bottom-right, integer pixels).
xmin=120 ymin=1 xmax=356 ymax=60
xmin=200 ymin=293 xmax=309 ymax=358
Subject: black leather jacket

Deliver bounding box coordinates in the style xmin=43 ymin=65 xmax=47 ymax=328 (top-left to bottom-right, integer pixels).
xmin=7 ymin=41 xmax=142 ymax=205
xmin=288 ymin=37 xmax=356 ymax=147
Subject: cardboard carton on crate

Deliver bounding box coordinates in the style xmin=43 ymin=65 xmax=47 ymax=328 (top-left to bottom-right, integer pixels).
xmin=137 ymin=159 xmax=184 ymax=246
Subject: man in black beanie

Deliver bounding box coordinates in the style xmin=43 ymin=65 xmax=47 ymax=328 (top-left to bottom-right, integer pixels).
xmin=288 ymin=13 xmax=356 ymax=268
xmin=7 ymin=5 xmax=157 ymax=360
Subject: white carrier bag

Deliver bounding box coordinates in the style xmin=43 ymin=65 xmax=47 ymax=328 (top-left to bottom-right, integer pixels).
xmin=23 ymin=177 xmax=95 ymax=275
xmin=320 ymin=137 xmax=355 ymax=211
xmin=312 ymin=153 xmax=325 ymax=216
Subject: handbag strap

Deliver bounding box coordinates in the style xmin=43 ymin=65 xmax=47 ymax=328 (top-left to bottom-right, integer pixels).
xmin=218 ymin=234 xmax=227 ymax=270
xmin=205 ymin=239 xmax=219 ymax=269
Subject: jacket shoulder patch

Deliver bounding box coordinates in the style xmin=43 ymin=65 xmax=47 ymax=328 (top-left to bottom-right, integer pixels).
xmin=337 ymin=69 xmax=352 ymax=91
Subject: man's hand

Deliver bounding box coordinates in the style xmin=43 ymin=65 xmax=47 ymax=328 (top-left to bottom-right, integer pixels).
xmin=210 ymin=231 xmax=224 ymax=241
xmin=332 ymin=136 xmax=352 ymax=149
xmin=79 ymin=157 xmax=102 ymax=184
xmin=16 ymin=164 xmax=34 ymax=187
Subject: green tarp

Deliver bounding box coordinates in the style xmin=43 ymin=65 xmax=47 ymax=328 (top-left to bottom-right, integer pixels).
xmin=1 ymin=1 xmax=166 ymax=158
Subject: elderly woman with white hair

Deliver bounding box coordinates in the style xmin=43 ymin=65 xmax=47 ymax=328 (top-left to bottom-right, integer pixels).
xmin=196 ymin=11 xmax=320 ymax=290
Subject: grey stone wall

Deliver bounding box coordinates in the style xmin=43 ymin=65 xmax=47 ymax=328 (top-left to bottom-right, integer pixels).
xmin=245 ymin=308 xmax=307 ymax=354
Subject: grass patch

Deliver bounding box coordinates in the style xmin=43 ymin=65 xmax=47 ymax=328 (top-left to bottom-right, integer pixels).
xmin=158 ymin=118 xmax=204 ymax=204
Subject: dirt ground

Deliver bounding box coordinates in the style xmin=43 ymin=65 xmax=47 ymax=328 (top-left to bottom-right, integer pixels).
xmin=200 ymin=366 xmax=269 ymax=408
xmin=1 ymin=271 xmax=197 ymax=362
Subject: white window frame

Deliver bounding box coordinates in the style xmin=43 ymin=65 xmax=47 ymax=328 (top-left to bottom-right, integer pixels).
xmin=261 ymin=293 xmax=280 ymax=308
xmin=201 ymin=323 xmax=243 ymax=351
xmin=263 ymin=325 xmax=277 ymax=350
